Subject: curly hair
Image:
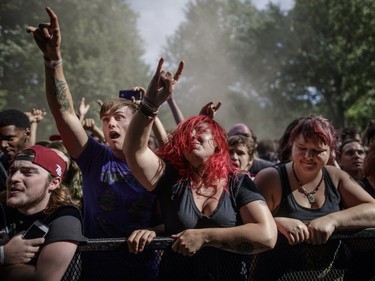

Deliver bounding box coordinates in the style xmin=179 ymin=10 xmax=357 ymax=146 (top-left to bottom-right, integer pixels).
xmin=157 ymin=115 xmax=234 ymax=190
xmin=0 ymin=109 xmax=29 ymax=129
xmin=44 ymin=174 xmax=81 ymax=214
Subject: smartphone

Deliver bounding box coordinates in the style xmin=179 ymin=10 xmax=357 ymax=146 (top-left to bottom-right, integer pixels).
xmin=119 ymin=90 xmax=142 ymax=100
xmin=22 ymin=220 xmax=49 ymax=239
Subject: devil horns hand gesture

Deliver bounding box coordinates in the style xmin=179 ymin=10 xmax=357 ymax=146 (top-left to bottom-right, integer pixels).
xmin=26 ymin=7 xmax=61 ymax=61
xmin=144 ymin=58 xmax=184 ymax=108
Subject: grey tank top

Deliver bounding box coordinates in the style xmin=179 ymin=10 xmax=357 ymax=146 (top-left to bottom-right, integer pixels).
xmin=273 ymin=164 xmax=342 ymax=221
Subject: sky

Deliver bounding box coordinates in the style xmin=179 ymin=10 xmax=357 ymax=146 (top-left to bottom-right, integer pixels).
xmin=126 ymin=0 xmax=295 ymax=66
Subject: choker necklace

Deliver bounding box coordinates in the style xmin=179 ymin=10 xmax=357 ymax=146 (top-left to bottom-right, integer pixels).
xmin=292 ymin=161 xmax=324 ymax=204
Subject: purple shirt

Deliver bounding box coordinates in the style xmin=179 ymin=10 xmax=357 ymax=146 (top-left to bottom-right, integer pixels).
xmin=76 ymin=137 xmax=157 ymax=238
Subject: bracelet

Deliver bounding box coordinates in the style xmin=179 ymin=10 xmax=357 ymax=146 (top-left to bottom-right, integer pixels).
xmin=0 ymin=245 xmax=4 ymax=265
xmin=143 ymin=97 xmax=158 ymax=109
xmin=44 ymin=57 xmax=63 ymax=69
xmin=138 ymin=101 xmax=159 ymax=120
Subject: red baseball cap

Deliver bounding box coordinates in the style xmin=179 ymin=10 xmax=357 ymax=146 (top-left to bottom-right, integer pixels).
xmin=13 ymin=145 xmax=67 ymax=177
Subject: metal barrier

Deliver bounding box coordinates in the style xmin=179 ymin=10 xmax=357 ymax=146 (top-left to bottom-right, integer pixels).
xmin=62 ymin=228 xmax=375 ymax=281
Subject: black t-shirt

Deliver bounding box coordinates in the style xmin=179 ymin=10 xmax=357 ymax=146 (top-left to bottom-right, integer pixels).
xmin=359 ymin=177 xmax=375 ymax=198
xmin=154 ymin=163 xmax=265 ymax=235
xmin=249 ymin=158 xmax=274 ymax=176
xmin=153 ymin=163 xmax=265 ymax=281
xmin=0 ymin=204 xmax=87 ymax=264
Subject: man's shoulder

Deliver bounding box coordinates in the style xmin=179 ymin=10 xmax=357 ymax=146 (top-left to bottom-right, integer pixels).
xmin=45 ymin=205 xmax=82 ymax=224
xmin=249 ymin=158 xmax=274 ymax=175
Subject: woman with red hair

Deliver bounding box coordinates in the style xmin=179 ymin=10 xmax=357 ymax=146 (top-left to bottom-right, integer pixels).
xmin=123 ymin=58 xmax=277 ymax=281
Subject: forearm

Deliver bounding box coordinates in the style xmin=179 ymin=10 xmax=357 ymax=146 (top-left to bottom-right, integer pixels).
xmin=125 ymin=110 xmax=154 ymax=154
xmin=167 ymin=98 xmax=184 ymax=124
xmin=0 ymin=264 xmax=37 ymax=281
xmin=329 ymin=203 xmax=375 ymax=230
xmin=44 ymin=63 xmax=76 ymax=122
xmin=124 ymin=110 xmax=162 ymax=190
xmin=152 ymin=117 xmax=168 ymax=145
xmin=90 ymin=127 xmax=105 ymax=142
xmin=29 ymin=122 xmax=37 ymax=145
xmin=202 ymin=223 xmax=276 ymax=255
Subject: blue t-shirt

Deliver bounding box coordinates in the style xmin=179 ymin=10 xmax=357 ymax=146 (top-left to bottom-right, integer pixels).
xmin=76 ymin=136 xmax=158 ymax=238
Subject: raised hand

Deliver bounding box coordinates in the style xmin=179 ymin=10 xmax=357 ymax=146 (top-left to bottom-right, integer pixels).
xmin=145 ymin=58 xmax=184 ymax=108
xmin=26 ymin=6 xmax=61 ymax=60
xmin=77 ymin=97 xmax=90 ymax=121
xmin=199 ymin=101 xmax=222 ymax=119
xmin=25 ymin=108 xmax=47 ymax=124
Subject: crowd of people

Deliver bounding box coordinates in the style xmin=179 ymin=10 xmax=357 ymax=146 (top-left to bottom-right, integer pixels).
xmin=0 ymin=6 xmax=375 ymax=281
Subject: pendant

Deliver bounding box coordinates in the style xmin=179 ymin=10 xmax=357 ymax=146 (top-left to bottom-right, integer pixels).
xmin=307 ymin=193 xmax=315 ymax=204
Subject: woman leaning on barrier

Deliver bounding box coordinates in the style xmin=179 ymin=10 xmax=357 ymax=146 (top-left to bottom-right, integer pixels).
xmin=253 ymin=115 xmax=375 ymax=280
xmin=123 ymin=58 xmax=277 ymax=281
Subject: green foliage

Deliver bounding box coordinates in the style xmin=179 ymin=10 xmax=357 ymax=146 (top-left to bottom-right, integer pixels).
xmin=2 ymin=0 xmax=375 ymax=140
xmin=0 ymin=0 xmax=150 ymax=140
xmin=163 ymin=0 xmax=375 ymax=139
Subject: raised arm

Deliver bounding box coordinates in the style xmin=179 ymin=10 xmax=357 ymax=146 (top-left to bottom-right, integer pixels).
xmin=25 ymin=108 xmax=47 ymax=145
xmin=26 ymin=7 xmax=87 ymax=159
xmin=124 ymin=58 xmax=184 ymax=191
xmin=167 ymin=96 xmax=185 ymax=124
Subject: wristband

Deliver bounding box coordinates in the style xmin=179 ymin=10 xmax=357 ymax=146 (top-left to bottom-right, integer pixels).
xmin=143 ymin=97 xmax=158 ymax=109
xmin=138 ymin=101 xmax=159 ymax=120
xmin=44 ymin=58 xmax=63 ymax=69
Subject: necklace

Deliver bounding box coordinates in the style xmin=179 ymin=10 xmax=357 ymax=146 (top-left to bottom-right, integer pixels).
xmin=291 ymin=161 xmax=324 ymax=204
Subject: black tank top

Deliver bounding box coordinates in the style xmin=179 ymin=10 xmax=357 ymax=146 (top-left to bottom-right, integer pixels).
xmin=359 ymin=177 xmax=375 ymax=198
xmin=273 ymin=164 xmax=342 ymax=221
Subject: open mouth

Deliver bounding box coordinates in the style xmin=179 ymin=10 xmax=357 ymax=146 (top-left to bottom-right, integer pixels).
xmin=109 ymin=131 xmax=120 ymax=139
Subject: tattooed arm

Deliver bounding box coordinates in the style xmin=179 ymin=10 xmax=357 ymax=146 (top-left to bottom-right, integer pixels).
xmin=27 ymin=7 xmax=88 ymax=159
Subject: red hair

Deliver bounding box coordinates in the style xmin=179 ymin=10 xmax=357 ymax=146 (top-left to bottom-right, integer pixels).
xmin=157 ymin=115 xmax=234 ymax=190
xmin=289 ymin=115 xmax=338 ymax=153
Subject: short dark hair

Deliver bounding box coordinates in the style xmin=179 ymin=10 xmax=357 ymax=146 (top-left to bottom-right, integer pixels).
xmin=228 ymin=134 xmax=257 ymax=159
xmin=0 ymin=109 xmax=29 ymax=129
xmin=338 ymin=139 xmax=361 ymax=156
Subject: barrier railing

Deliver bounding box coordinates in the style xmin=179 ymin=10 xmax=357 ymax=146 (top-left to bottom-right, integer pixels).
xmin=63 ymin=228 xmax=375 ymax=281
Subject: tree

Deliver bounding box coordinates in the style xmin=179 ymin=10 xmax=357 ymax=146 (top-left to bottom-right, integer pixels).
xmin=0 ymin=0 xmax=150 ymax=140
xmin=287 ymin=0 xmax=375 ymax=129
xmin=161 ymin=0 xmax=269 ymax=133
xmin=163 ymin=0 xmax=375 ymax=139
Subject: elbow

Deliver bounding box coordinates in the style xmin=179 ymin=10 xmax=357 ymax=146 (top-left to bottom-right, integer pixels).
xmin=241 ymin=225 xmax=277 ymax=255
xmin=256 ymin=223 xmax=278 ymax=253
xmin=261 ymin=229 xmax=277 ymax=251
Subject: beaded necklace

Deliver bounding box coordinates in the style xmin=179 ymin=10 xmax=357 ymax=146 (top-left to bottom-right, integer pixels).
xmin=292 ymin=161 xmax=324 ymax=204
